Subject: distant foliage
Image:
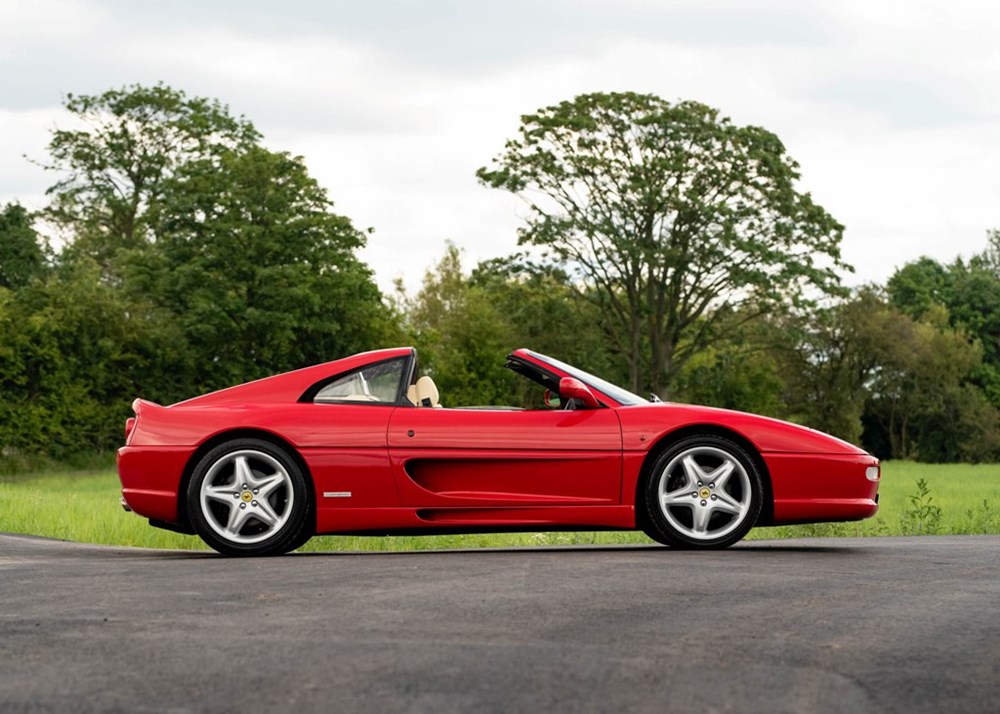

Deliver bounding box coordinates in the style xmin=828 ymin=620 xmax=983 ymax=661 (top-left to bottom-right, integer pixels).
xmin=1 ymin=84 xmax=998 ymax=463
xmin=0 ymin=258 xmax=185 ymax=454
xmin=0 ymin=84 xmax=393 ymax=456
xmin=397 ymin=244 xmax=518 ymax=408
xmin=0 ymin=203 xmax=47 ymax=289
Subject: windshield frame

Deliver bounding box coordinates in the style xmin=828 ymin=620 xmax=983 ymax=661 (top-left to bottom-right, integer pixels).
xmin=524 ymin=350 xmax=649 ymax=407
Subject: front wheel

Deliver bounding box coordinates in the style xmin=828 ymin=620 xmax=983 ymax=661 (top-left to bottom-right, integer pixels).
xmin=643 ymin=435 xmax=763 ymax=549
xmin=187 ymin=438 xmax=310 ymax=556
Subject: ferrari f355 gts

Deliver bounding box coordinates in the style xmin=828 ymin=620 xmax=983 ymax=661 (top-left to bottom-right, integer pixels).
xmin=117 ymin=347 xmax=880 ymax=555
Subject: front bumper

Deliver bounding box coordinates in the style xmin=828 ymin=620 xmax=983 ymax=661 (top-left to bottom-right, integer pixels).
xmin=765 ymin=452 xmax=880 ymax=525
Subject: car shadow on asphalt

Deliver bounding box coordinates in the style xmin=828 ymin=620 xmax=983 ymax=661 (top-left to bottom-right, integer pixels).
xmin=0 ymin=532 xmax=861 ymax=560
xmin=281 ymin=543 xmax=860 ymax=558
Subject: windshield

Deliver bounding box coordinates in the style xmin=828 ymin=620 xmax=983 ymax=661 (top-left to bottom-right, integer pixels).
xmin=526 ymin=351 xmax=649 ymax=406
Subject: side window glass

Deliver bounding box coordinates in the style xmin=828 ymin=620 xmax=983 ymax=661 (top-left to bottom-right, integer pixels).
xmin=314 ymin=358 xmax=406 ymax=404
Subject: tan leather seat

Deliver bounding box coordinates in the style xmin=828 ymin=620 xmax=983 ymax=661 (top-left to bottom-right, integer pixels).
xmin=409 ymin=376 xmax=442 ymax=408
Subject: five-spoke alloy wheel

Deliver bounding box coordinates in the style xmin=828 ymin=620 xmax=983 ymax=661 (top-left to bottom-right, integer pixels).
xmin=643 ymin=435 xmax=763 ymax=549
xmin=187 ymin=438 xmax=311 ymax=556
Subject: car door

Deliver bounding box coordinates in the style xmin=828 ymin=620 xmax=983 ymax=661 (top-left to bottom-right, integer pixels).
xmin=387 ymin=406 xmax=623 ymax=507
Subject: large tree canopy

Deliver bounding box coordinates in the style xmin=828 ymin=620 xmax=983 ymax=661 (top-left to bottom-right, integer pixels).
xmin=39 ymin=83 xmax=259 ymax=273
xmin=477 ymin=91 xmax=850 ymax=395
xmin=132 ymin=145 xmax=391 ymax=388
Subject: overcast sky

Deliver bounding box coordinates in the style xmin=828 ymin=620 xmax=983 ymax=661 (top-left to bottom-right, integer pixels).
xmin=1 ymin=0 xmax=998 ymax=292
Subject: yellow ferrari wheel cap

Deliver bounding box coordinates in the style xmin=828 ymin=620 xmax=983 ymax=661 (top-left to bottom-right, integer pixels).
xmin=699 ymin=487 xmax=711 ymax=499
xmin=241 ymin=491 xmax=253 ymax=503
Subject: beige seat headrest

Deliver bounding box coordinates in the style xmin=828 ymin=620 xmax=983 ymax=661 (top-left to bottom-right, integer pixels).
xmin=414 ymin=375 xmax=441 ymax=408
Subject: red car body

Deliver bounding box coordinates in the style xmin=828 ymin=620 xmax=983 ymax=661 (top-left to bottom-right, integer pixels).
xmin=117 ymin=347 xmax=879 ymax=554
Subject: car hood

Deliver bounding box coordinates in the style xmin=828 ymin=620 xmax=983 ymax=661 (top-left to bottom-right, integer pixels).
xmin=620 ymin=403 xmax=870 ymax=455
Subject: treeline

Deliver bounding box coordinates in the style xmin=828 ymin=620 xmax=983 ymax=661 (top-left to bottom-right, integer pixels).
xmin=0 ymin=85 xmax=998 ymax=463
xmin=401 ymin=240 xmax=1000 ymax=463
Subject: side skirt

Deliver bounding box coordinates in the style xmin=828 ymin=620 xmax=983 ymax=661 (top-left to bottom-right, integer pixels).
xmin=316 ymin=505 xmax=635 ymax=536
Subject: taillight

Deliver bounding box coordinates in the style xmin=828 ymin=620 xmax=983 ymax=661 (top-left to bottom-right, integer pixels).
xmin=125 ymin=417 xmax=136 ymax=443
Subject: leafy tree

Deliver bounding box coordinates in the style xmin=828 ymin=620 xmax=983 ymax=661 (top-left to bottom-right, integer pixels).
xmin=701 ymin=286 xmax=999 ymax=460
xmin=975 ymin=228 xmax=1000 ymax=275
xmin=128 ymin=145 xmax=393 ymax=389
xmin=673 ymin=292 xmax=884 ymax=444
xmin=38 ymin=83 xmax=259 ymax=275
xmin=951 ymin=238 xmax=1000 ymax=397
xmin=0 ymin=203 xmax=46 ymax=289
xmin=861 ymin=302 xmax=997 ymax=462
xmin=672 ymin=319 xmax=787 ymax=422
xmin=765 ymin=292 xmax=891 ymax=444
xmin=886 ymin=257 xmax=951 ymax=320
xmin=477 ymin=92 xmax=849 ymax=396
xmin=400 ymin=244 xmax=516 ymax=407
xmin=471 ymin=256 xmax=622 ymax=386
xmin=0 ymin=260 xmax=186 ymax=455
xmin=888 ymin=245 xmax=1000 ymax=408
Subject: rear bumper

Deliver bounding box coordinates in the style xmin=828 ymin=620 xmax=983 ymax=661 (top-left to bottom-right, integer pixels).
xmin=117 ymin=446 xmax=195 ymax=523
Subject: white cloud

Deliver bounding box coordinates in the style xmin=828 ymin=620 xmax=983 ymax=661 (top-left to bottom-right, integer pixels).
xmin=0 ymin=0 xmax=106 ymax=49
xmin=0 ymin=108 xmax=61 ymax=207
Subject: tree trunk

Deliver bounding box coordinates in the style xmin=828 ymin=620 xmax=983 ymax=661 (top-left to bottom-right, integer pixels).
xmin=629 ymin=324 xmax=642 ymax=394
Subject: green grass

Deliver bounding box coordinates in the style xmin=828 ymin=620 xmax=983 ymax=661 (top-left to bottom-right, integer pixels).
xmin=1 ymin=462 xmax=997 ymax=552
xmin=0 ymin=468 xmax=205 ymax=551
xmin=749 ymin=461 xmax=1000 ymax=540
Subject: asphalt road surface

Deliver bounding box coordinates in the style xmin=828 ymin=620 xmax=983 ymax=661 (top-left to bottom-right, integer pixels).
xmin=1 ymin=534 xmax=997 ymax=713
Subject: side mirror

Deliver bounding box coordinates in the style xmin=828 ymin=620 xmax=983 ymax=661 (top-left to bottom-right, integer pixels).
xmin=559 ymin=377 xmax=601 ymax=409
xmin=543 ymin=389 xmax=560 ymax=408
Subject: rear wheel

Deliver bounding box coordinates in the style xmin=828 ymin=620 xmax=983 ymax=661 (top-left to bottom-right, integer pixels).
xmin=187 ymin=438 xmax=309 ymax=556
xmin=643 ymin=435 xmax=762 ymax=549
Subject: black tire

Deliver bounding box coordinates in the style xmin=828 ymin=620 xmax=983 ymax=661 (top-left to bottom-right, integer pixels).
xmin=642 ymin=435 xmax=763 ymax=549
xmin=187 ymin=438 xmax=310 ymax=556
xmin=285 ymin=518 xmax=314 ymax=553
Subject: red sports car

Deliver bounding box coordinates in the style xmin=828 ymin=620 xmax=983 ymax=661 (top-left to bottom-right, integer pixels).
xmin=117 ymin=347 xmax=880 ymax=555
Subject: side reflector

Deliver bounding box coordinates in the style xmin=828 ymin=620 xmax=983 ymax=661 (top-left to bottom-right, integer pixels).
xmin=865 ymin=466 xmax=880 ymax=481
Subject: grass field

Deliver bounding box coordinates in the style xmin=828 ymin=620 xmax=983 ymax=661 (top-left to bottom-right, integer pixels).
xmin=1 ymin=462 xmax=998 ymax=552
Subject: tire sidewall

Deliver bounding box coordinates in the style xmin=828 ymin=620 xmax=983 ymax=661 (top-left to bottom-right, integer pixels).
xmin=187 ymin=438 xmax=309 ymax=556
xmin=643 ymin=435 xmax=763 ymax=549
